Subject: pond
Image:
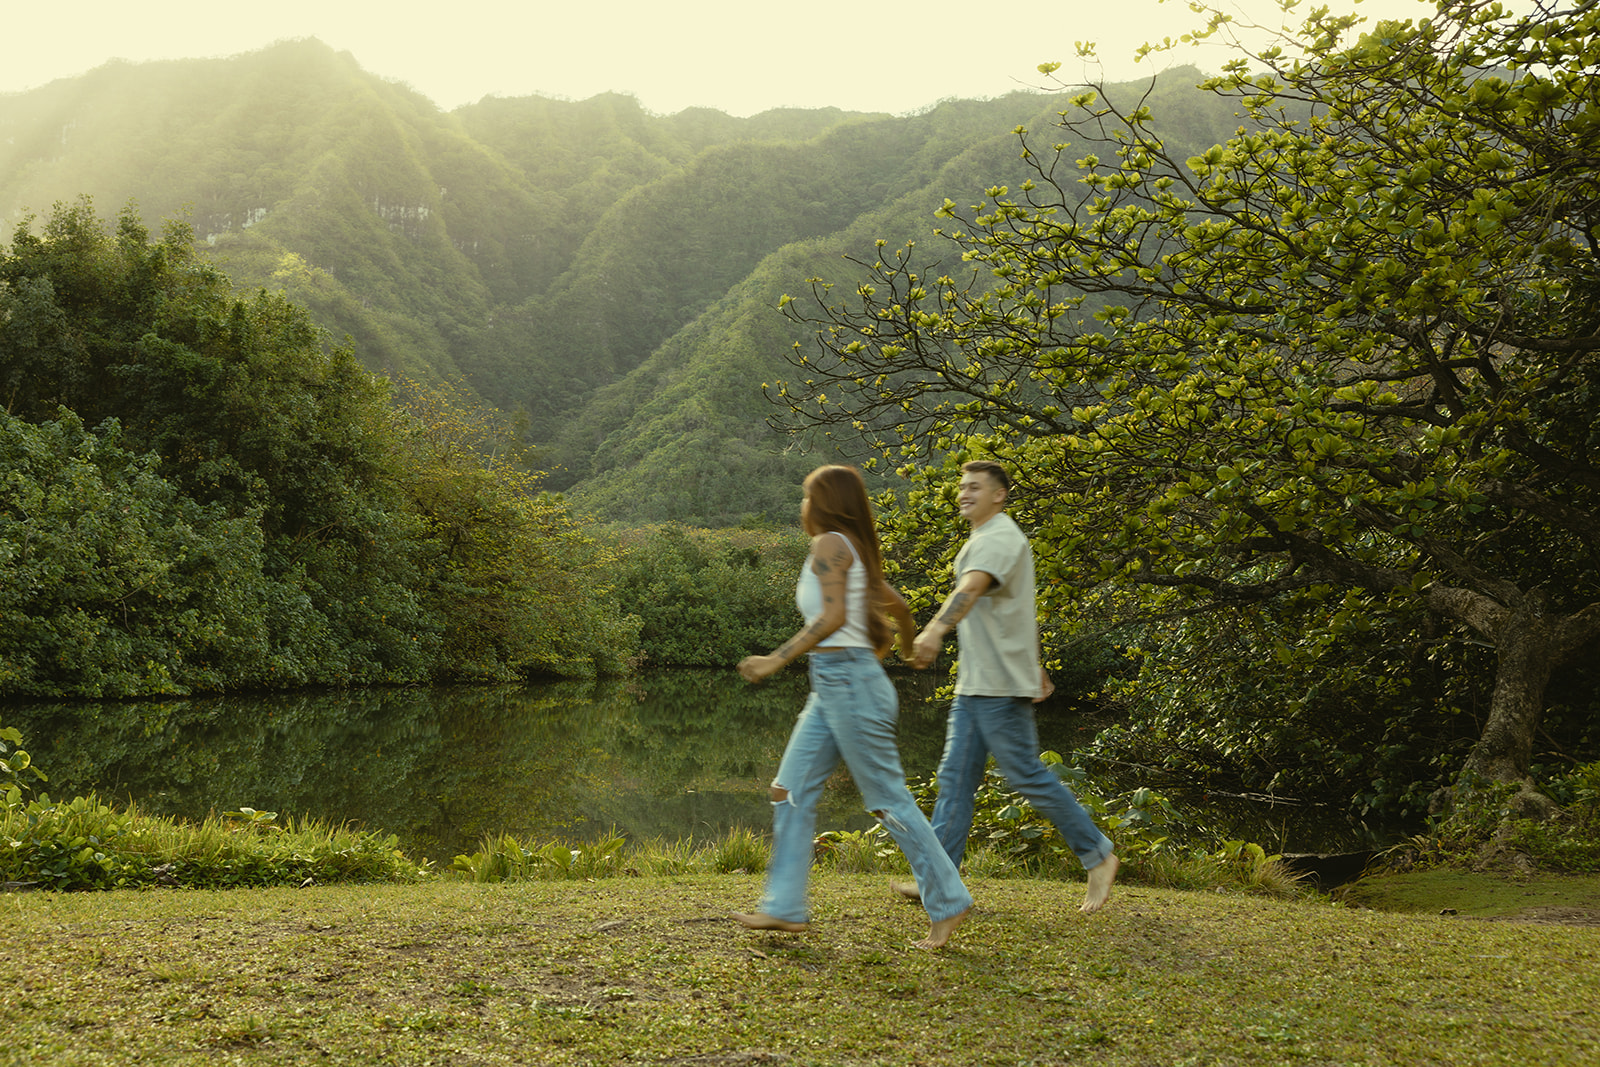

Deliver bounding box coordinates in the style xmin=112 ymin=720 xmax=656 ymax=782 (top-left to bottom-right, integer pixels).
xmin=4 ymin=669 xmax=1359 ymax=864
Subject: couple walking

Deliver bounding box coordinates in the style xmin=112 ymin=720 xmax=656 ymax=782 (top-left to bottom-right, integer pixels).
xmin=731 ymin=461 xmax=1119 ymax=949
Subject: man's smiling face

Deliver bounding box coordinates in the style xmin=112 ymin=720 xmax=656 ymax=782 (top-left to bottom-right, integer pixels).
xmin=956 ymin=470 xmax=1006 ymax=527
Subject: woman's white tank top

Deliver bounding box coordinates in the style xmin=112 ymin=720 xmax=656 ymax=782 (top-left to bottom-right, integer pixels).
xmin=794 ymin=533 xmax=872 ymax=649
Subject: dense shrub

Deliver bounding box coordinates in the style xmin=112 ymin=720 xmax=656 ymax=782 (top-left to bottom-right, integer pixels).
xmin=392 ymin=378 xmax=640 ymax=679
xmin=1 ymin=715 xmax=423 ymax=890
xmin=0 ymin=202 xmax=638 ymax=695
xmin=608 ymin=523 xmax=808 ymax=667
xmin=1414 ymin=762 xmax=1600 ymax=873
xmin=0 ymin=411 xmax=279 ymax=697
xmin=0 ymin=793 xmax=425 ymax=890
xmin=1072 ymin=597 xmax=1493 ymax=827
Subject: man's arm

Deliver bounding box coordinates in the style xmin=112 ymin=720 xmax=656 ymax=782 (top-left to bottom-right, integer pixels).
xmin=910 ymin=569 xmax=994 ymax=669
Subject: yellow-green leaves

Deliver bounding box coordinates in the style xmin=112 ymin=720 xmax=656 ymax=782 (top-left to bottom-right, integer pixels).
xmin=765 ymin=1 xmax=1599 ymax=736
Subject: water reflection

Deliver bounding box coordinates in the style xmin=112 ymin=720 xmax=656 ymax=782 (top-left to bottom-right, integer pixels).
xmin=8 ymin=670 xmax=1037 ymax=864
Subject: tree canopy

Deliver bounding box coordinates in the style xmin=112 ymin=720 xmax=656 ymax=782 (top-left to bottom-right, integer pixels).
xmin=0 ymin=201 xmax=635 ymax=696
xmin=777 ymin=0 xmax=1600 ymax=809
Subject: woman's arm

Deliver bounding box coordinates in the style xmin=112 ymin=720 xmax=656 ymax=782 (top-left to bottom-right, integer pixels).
xmin=737 ymin=532 xmax=851 ymax=683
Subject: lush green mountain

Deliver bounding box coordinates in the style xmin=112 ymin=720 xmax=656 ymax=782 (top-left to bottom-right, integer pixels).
xmin=543 ymin=78 xmax=1251 ymax=523
xmin=0 ymin=39 xmax=1241 ymax=524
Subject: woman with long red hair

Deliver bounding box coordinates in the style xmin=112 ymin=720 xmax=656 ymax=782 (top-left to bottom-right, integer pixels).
xmin=731 ymin=465 xmax=971 ymax=949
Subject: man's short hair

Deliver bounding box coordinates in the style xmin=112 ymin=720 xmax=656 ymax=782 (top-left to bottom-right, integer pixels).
xmin=961 ymin=460 xmax=1011 ymax=494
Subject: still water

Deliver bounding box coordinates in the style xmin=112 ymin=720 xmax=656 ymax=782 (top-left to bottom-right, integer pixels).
xmin=7 ymin=670 xmax=1102 ymax=864
xmin=7 ymin=669 xmax=1353 ymax=863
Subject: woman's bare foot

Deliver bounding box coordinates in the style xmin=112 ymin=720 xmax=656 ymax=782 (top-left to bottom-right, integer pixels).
xmin=1080 ymin=854 xmax=1119 ymax=914
xmin=914 ymin=906 xmax=971 ymax=950
xmin=730 ymin=911 xmax=808 ymax=932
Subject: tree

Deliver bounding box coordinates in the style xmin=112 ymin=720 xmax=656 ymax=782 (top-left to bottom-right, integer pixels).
xmin=389 ymin=377 xmax=640 ymax=679
xmin=0 ymin=411 xmax=275 ymax=698
xmin=606 ymin=523 xmax=809 ymax=667
xmin=0 ymin=199 xmax=442 ymax=686
xmin=776 ymin=0 xmax=1600 ymax=809
xmin=0 ymin=201 xmax=635 ymax=694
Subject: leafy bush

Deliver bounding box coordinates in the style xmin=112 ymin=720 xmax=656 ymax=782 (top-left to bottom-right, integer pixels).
xmin=1080 ymin=601 xmax=1490 ymax=826
xmin=443 ymin=774 xmax=1300 ymax=893
xmin=0 ymin=792 xmax=426 ymax=890
xmin=452 ymin=826 xmax=781 ymax=882
xmin=702 ymin=826 xmax=771 ymax=875
xmin=814 ymin=828 xmax=908 ymax=874
xmin=0 ymin=410 xmax=283 ymax=697
xmin=896 ymin=751 xmax=1298 ymax=893
xmin=1 ymin=721 xmax=423 ymax=889
xmin=451 ymin=832 xmax=629 ymax=882
xmin=904 ymin=751 xmax=1182 ymax=869
xmin=1412 ymin=764 xmax=1600 ymax=873
xmin=0 ymin=723 xmax=47 ymax=843
xmin=608 ymin=523 xmax=809 ymax=667
xmin=0 ymin=794 xmax=142 ymax=889
xmin=391 ymin=378 xmax=641 ymax=679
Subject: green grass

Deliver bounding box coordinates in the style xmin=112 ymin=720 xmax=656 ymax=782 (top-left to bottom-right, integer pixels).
xmin=1342 ymin=867 xmax=1600 ymax=919
xmin=3 ymin=873 xmax=1597 ymax=1066
xmin=0 ymin=795 xmax=427 ymax=891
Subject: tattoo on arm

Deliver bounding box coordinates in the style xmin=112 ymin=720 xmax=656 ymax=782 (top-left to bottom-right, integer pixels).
xmin=775 ymin=618 xmax=832 ymax=662
xmin=936 ymin=591 xmax=975 ymax=627
xmin=774 ymin=533 xmax=853 ymax=663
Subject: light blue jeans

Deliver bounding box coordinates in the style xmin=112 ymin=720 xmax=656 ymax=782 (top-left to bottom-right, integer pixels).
xmin=932 ymin=694 xmax=1114 ymax=870
xmin=757 ymin=648 xmax=972 ymax=924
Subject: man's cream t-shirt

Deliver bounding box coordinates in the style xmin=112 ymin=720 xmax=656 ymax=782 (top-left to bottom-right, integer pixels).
xmin=953 ymin=512 xmax=1043 ymax=699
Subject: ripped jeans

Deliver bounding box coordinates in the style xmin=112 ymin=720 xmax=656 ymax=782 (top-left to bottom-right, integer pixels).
xmin=756 ymin=647 xmax=971 ymax=924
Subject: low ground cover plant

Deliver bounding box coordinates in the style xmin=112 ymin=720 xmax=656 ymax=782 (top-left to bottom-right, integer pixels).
xmin=451 ymin=753 xmax=1305 ymax=896
xmin=12 ymin=702 xmax=1600 ymax=897
xmin=1396 ymin=760 xmax=1600 ymax=874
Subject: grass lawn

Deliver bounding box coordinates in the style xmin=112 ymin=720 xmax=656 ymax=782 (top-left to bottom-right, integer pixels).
xmin=3 ymin=871 xmax=1597 ymax=1066
xmin=1342 ymin=867 xmax=1600 ymax=922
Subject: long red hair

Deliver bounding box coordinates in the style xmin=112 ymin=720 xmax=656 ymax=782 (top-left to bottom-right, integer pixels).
xmin=802 ymin=465 xmax=892 ymax=654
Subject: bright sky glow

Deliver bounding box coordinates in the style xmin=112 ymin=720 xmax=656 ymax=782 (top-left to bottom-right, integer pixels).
xmin=3 ymin=0 xmax=1463 ymax=116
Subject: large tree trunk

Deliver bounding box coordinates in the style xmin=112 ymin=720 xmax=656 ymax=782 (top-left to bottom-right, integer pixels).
xmin=1427 ymin=586 xmax=1600 ymax=787
xmin=1459 ymin=618 xmax=1559 ymax=783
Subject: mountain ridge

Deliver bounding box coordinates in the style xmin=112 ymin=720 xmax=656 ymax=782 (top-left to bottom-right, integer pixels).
xmin=0 ymin=38 xmax=1233 ymax=524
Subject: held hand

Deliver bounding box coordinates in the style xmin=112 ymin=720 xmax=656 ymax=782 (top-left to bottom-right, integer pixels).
xmin=1035 ymin=668 xmax=1055 ymax=704
xmin=738 ymin=654 xmax=782 ymax=684
xmin=910 ymin=629 xmax=942 ymax=670
xmin=896 ymin=634 xmax=916 ymax=663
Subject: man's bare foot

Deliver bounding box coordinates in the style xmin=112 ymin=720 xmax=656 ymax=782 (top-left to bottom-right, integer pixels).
xmin=1080 ymin=854 xmax=1119 ymax=914
xmin=915 ymin=906 xmax=971 ymax=950
xmin=730 ymin=911 xmax=808 ymax=932
xmin=889 ymin=878 xmax=921 ymax=902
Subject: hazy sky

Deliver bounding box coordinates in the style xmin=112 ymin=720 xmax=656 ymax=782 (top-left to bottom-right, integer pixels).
xmin=5 ymin=0 xmax=1452 ymax=116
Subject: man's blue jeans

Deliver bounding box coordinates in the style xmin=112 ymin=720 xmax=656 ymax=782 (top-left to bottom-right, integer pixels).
xmin=932 ymin=694 xmax=1113 ymax=870
xmin=757 ymin=648 xmax=972 ymax=924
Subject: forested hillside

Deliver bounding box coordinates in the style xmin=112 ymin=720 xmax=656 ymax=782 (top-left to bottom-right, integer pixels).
xmin=0 ymin=39 xmax=1240 ymax=524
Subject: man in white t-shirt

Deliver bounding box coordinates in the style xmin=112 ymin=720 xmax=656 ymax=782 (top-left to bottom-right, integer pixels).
xmin=903 ymin=460 xmax=1119 ymax=914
